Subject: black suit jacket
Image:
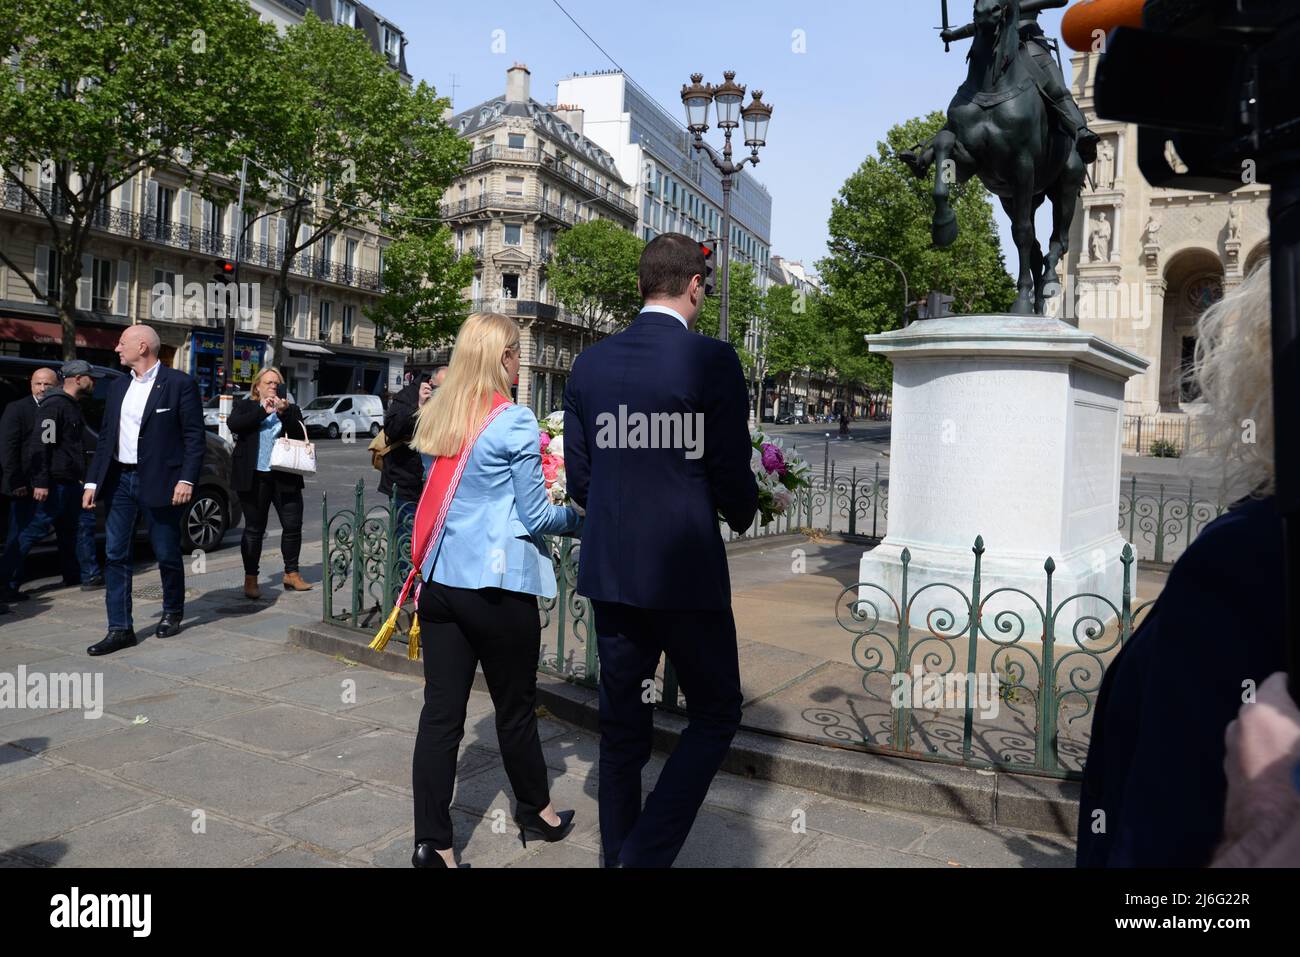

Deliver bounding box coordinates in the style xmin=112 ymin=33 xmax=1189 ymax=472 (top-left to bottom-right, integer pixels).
xmin=563 ymin=310 xmax=758 ymax=611
xmin=227 ymin=398 xmax=306 ymax=494
xmin=0 ymin=395 xmax=42 ymax=495
xmin=85 ymin=364 xmax=205 ymax=508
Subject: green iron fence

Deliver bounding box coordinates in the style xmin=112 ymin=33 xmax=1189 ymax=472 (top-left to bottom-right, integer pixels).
xmin=838 ymin=537 xmax=1158 ymax=778
xmin=320 ymin=467 xmax=1217 ymax=779
xmin=1118 ymin=476 xmax=1227 ymax=564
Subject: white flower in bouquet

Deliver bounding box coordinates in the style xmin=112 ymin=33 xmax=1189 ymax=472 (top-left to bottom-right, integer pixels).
xmin=548 ymin=433 xmax=564 ymax=459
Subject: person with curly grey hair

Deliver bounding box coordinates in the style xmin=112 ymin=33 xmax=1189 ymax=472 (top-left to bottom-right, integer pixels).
xmin=1076 ymin=260 xmax=1288 ymax=867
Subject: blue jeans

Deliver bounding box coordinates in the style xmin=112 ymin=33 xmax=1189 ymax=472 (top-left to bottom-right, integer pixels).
xmin=0 ymin=487 xmax=80 ymax=589
xmin=103 ymin=467 xmax=185 ymax=630
xmin=77 ymin=506 xmax=101 ymax=580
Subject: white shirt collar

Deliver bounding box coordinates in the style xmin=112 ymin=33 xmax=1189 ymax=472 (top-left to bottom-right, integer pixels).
xmin=132 ymin=360 xmax=162 ymax=384
xmin=641 ymin=304 xmax=688 ymax=329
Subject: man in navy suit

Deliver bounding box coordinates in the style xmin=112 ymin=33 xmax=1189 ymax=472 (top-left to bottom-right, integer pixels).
xmin=82 ymin=325 xmax=205 ymax=655
xmin=564 ymin=233 xmax=758 ymax=867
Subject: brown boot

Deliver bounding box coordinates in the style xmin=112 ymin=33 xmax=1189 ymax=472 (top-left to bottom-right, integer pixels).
xmin=283 ymin=571 xmax=313 ymax=592
xmin=243 ymin=575 xmax=261 ymax=600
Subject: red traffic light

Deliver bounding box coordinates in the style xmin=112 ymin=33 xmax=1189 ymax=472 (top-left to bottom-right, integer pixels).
xmin=214 ymin=260 xmax=235 ymax=284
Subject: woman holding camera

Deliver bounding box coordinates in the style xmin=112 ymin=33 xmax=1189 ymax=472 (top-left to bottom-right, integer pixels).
xmin=228 ymin=367 xmax=312 ymax=599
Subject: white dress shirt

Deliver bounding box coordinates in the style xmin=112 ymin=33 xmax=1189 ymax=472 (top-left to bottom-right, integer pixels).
xmin=117 ymin=359 xmax=160 ymax=465
xmin=641 ymin=304 xmax=688 ymax=328
xmin=85 ymin=360 xmax=190 ymax=491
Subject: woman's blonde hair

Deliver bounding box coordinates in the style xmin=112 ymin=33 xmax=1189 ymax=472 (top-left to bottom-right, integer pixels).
xmin=249 ymin=366 xmax=284 ymax=402
xmin=412 ymin=313 xmax=519 ymax=458
xmin=1190 ymin=258 xmax=1273 ymax=496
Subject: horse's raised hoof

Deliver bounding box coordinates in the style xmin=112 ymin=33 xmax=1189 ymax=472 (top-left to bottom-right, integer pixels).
xmin=899 ymin=148 xmax=926 ymax=177
xmin=932 ymin=212 xmax=958 ymax=248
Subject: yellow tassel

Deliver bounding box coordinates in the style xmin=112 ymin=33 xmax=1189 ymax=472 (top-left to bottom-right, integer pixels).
xmin=369 ymin=604 xmax=401 ymax=652
xmin=407 ymin=615 xmax=421 ymax=660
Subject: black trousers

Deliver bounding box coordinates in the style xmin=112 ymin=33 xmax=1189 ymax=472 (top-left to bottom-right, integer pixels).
xmin=413 ymin=580 xmax=551 ymax=849
xmin=237 ymin=473 xmax=303 ymax=576
xmin=593 ymin=601 xmax=743 ymax=868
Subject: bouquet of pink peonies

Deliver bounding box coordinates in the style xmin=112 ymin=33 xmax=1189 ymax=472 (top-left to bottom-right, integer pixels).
xmin=744 ymin=428 xmax=811 ymax=527
xmin=538 ymin=410 xmax=568 ymax=504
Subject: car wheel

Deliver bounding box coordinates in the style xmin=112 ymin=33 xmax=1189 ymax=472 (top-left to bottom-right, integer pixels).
xmin=181 ymin=490 xmax=228 ymax=553
xmin=369 ymin=422 xmax=381 ymax=438
xmin=327 ymin=422 xmax=340 ymax=440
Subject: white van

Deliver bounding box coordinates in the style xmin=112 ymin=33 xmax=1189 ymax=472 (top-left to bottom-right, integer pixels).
xmin=301 ymin=393 xmax=384 ymax=439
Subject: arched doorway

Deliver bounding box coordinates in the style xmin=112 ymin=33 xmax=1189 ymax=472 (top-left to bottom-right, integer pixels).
xmin=1160 ymin=249 xmax=1223 ymax=411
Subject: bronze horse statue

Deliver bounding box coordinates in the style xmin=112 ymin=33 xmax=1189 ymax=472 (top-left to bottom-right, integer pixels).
xmin=902 ymin=0 xmax=1087 ymax=315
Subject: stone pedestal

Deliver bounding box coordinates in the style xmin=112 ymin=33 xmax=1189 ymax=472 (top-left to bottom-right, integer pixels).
xmin=859 ymin=315 xmax=1148 ymax=642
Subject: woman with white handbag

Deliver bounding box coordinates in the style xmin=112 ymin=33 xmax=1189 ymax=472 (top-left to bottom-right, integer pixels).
xmin=228 ymin=367 xmax=314 ymax=599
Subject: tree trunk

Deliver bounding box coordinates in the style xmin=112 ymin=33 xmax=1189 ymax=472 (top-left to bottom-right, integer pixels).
xmin=60 ymin=253 xmax=81 ymax=362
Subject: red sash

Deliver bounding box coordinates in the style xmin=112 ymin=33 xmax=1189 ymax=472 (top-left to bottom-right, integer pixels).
xmin=391 ymin=392 xmax=512 ymax=610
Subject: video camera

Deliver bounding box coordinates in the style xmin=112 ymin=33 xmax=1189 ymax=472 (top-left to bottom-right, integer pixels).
xmin=1092 ymin=0 xmax=1300 ymax=191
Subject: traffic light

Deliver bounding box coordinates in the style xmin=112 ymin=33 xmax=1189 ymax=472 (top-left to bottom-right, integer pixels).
xmin=213 ymin=260 xmax=235 ymax=284
xmin=699 ymin=242 xmax=716 ymax=297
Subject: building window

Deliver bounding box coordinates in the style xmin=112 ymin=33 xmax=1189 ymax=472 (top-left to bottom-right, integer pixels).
xmin=504 ymin=223 xmax=522 ymax=246
xmin=508 ymin=133 xmax=526 ymax=149
xmin=334 ymin=0 xmax=356 ymax=27
xmin=44 ymin=248 xmax=62 ymax=299
xmin=319 ymin=300 xmax=332 ymax=340
xmin=342 ymin=304 xmax=354 ymax=343
xmin=383 ymin=27 xmax=401 ymax=64
xmin=92 ymin=258 xmax=113 ymax=312
xmin=505 ymin=175 xmax=524 ymax=197
xmin=203 ymin=201 xmax=222 ymax=239
xmin=501 ymin=273 xmax=519 ymax=298
xmin=1181 ymin=336 xmax=1201 ymax=403
xmin=152 ymin=268 xmax=176 ymax=320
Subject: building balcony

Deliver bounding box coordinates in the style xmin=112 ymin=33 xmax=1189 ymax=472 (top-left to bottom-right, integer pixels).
xmin=455 ymin=146 xmax=637 ymax=221
xmin=1 ymin=183 xmax=383 ymax=293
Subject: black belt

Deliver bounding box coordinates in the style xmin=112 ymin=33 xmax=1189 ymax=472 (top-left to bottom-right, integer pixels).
xmin=113 ymin=461 xmax=138 ymax=473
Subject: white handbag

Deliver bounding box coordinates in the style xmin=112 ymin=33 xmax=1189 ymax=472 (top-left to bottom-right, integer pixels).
xmin=269 ymin=419 xmax=317 ymax=476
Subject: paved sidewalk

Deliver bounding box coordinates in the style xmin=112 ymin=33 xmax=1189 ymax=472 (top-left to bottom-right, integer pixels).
xmin=0 ymin=544 xmax=1075 ymax=867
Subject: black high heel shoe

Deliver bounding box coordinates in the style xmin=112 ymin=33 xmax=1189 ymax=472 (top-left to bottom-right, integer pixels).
xmin=516 ymin=809 xmax=575 ymax=848
xmin=411 ymin=841 xmax=461 ymax=868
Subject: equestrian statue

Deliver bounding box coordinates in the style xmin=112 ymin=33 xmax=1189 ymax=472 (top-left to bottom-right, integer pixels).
xmin=900 ymin=0 xmax=1099 ymax=315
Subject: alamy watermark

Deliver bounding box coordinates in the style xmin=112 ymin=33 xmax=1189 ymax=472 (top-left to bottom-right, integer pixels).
xmin=889 ymin=666 xmax=1001 ymax=719
xmin=0 ymin=666 xmax=103 ymax=719
xmin=594 ymin=404 xmax=704 ymax=460
xmin=150 ymin=274 xmax=260 ymax=324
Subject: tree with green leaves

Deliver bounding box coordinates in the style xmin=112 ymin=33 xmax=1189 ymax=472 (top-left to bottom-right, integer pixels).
xmin=0 ymin=0 xmax=279 ymax=358
xmin=257 ymin=12 xmax=467 ymax=362
xmin=819 ymin=112 xmax=1016 ymax=393
xmin=763 ymin=283 xmax=826 ymax=380
xmin=366 ymin=228 xmax=474 ymax=353
xmin=548 ymin=218 xmax=644 ymax=348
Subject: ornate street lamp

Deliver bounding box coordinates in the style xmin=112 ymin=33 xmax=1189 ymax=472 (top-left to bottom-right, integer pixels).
xmin=680 ymin=71 xmax=772 ymax=343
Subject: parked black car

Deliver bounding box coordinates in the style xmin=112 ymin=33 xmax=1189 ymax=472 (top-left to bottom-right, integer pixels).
xmin=0 ymin=356 xmax=242 ymax=554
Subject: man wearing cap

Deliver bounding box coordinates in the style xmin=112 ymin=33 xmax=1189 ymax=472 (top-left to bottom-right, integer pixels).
xmin=0 ymin=366 xmax=59 ymax=605
xmin=0 ymin=363 xmax=94 ymax=598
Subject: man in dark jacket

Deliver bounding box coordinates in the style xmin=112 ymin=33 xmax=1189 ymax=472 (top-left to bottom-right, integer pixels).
xmin=0 ymin=367 xmax=58 ymax=602
xmin=0 ymin=362 xmax=99 ymax=595
xmin=379 ymin=367 xmax=442 ymax=581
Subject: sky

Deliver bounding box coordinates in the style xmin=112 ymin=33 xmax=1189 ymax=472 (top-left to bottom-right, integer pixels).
xmin=376 ymin=0 xmax=1076 ymax=278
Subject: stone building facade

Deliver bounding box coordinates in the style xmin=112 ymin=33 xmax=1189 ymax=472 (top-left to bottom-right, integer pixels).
xmin=428 ymin=64 xmax=637 ymax=418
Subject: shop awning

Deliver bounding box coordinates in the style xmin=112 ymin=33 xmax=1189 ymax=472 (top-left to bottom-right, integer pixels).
xmin=285 ymin=342 xmax=335 ymax=356
xmin=0 ymin=317 xmax=122 ymax=350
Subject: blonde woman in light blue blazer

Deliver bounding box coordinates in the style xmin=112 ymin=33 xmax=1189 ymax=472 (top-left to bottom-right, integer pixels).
xmin=408 ymin=312 xmax=582 ymax=869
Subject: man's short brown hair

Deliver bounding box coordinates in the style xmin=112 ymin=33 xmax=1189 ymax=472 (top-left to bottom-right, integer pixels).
xmin=639 ymin=232 xmax=706 ymax=300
